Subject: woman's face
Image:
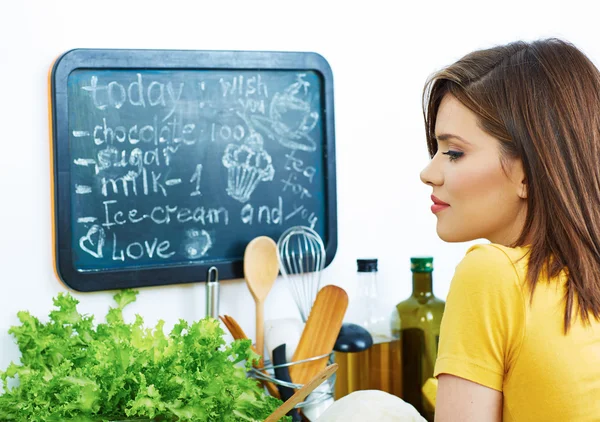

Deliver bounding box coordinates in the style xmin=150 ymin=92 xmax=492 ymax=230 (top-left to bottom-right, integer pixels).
xmin=420 ymin=94 xmax=528 ymax=245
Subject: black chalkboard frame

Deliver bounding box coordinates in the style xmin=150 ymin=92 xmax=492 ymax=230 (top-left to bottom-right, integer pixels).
xmin=50 ymin=48 xmax=337 ymax=292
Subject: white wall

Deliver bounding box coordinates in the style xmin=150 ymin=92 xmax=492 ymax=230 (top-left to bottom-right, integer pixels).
xmin=1 ymin=0 xmax=597 ymax=372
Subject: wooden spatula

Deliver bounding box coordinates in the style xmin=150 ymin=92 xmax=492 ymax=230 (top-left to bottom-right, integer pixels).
xmin=243 ymin=236 xmax=279 ymax=361
xmin=289 ymin=285 xmax=348 ymax=385
xmin=264 ymin=363 xmax=338 ymax=422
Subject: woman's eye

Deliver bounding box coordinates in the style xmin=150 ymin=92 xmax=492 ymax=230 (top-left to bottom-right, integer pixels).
xmin=442 ymin=150 xmax=464 ymax=162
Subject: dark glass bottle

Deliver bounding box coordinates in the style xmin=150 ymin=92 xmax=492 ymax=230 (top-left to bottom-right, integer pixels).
xmin=392 ymin=257 xmax=445 ymax=421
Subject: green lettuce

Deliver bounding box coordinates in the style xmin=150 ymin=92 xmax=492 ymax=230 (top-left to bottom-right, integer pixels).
xmin=0 ymin=290 xmax=288 ymax=422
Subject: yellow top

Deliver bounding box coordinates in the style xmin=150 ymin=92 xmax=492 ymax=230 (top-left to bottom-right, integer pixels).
xmin=434 ymin=243 xmax=600 ymax=421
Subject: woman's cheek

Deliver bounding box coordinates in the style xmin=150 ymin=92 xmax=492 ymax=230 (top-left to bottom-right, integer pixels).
xmin=449 ymin=163 xmax=501 ymax=199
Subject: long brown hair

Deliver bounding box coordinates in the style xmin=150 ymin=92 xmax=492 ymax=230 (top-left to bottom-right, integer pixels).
xmin=423 ymin=38 xmax=600 ymax=333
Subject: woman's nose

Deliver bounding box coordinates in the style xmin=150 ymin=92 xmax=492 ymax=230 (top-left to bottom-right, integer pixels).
xmin=420 ymin=157 xmax=442 ymax=186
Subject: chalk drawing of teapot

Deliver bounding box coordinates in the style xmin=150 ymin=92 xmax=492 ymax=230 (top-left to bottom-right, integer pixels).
xmin=251 ymin=74 xmax=320 ymax=152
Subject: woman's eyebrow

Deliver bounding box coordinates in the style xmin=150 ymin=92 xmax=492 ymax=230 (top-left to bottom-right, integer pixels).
xmin=435 ymin=133 xmax=472 ymax=145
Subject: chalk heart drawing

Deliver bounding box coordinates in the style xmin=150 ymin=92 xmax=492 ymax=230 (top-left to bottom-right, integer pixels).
xmin=79 ymin=224 xmax=106 ymax=258
xmin=183 ymin=229 xmax=213 ymax=259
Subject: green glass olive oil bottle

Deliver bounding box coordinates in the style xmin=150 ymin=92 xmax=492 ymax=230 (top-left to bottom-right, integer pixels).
xmin=392 ymin=257 xmax=445 ymax=421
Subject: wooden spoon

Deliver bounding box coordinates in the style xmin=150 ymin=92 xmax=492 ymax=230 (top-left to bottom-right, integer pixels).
xmin=289 ymin=285 xmax=348 ymax=385
xmin=243 ymin=236 xmax=279 ymax=363
xmin=219 ymin=314 xmax=280 ymax=398
xmin=264 ymin=363 xmax=338 ymax=422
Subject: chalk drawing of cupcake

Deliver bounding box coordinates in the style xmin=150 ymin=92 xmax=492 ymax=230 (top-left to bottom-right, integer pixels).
xmin=222 ymin=131 xmax=275 ymax=203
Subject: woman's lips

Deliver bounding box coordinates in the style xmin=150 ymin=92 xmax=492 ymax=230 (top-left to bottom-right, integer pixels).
xmin=431 ymin=204 xmax=450 ymax=213
xmin=431 ymin=195 xmax=450 ymax=214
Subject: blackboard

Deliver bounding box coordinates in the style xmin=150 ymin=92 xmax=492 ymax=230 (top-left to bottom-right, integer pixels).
xmin=51 ymin=49 xmax=337 ymax=292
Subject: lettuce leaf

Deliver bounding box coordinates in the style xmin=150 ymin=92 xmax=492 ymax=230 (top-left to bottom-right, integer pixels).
xmin=0 ymin=290 xmax=288 ymax=422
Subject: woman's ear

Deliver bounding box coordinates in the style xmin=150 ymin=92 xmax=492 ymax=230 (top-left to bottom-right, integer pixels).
xmin=512 ymin=159 xmax=527 ymax=199
xmin=518 ymin=178 xmax=528 ymax=199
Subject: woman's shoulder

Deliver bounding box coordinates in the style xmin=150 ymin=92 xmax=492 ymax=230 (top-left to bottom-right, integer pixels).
xmin=462 ymin=242 xmax=529 ymax=270
xmin=453 ymin=243 xmax=529 ymax=291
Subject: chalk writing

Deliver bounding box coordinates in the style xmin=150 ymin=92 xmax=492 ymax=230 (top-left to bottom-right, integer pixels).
xmin=75 ymin=185 xmax=92 ymax=194
xmin=82 ymin=74 xmax=184 ymax=120
xmin=68 ymin=68 xmax=327 ymax=271
xmin=284 ymin=204 xmax=318 ymax=229
xmin=190 ymin=164 xmax=203 ymax=196
xmin=219 ymin=74 xmax=269 ymax=98
xmin=111 ymin=232 xmax=175 ymax=261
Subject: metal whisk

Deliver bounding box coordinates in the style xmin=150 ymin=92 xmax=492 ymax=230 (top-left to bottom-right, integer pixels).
xmin=277 ymin=226 xmax=326 ymax=322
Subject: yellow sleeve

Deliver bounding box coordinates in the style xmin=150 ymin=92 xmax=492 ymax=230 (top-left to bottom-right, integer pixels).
xmin=433 ymin=244 xmax=526 ymax=392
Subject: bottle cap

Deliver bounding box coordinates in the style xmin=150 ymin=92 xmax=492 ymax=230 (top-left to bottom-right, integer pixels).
xmin=357 ymin=258 xmax=378 ymax=272
xmin=411 ymin=257 xmax=433 ymax=272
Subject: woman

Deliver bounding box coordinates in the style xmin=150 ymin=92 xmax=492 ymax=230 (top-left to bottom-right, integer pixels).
xmin=420 ymin=38 xmax=600 ymax=421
